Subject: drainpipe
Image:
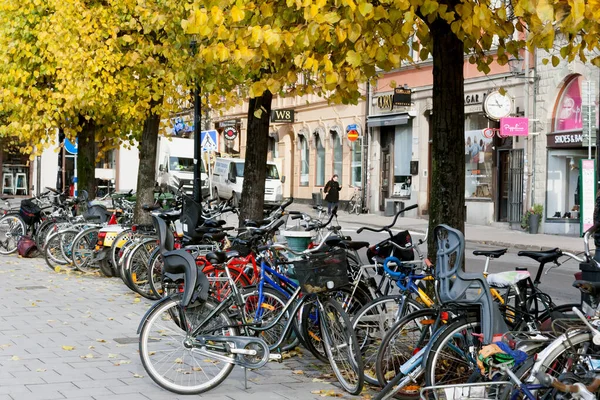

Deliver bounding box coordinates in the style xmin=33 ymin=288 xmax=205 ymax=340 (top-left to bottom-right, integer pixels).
xmin=523 ymin=47 xmax=531 ymax=213
xmin=364 ymin=81 xmax=371 ymax=212
xmin=530 ymin=49 xmax=538 ymax=210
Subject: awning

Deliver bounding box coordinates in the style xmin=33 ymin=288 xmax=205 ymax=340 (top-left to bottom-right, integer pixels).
xmin=367 ymin=113 xmax=409 ymax=127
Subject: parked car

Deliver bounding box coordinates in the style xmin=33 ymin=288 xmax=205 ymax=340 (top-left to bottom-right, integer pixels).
xmin=156 ymin=136 xmax=208 ymax=197
xmin=210 ymin=157 xmax=284 ymax=205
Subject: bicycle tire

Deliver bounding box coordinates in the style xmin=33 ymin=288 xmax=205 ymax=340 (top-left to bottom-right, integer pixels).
xmin=124 ymin=238 xmax=158 ymax=298
xmin=375 ymin=308 xmax=440 ymax=398
xmin=139 ymin=297 xmax=237 ymax=394
xmin=111 ymin=228 xmax=133 ymax=269
xmin=44 ymin=229 xmax=78 ymax=270
xmin=240 ymin=286 xmax=299 ymax=352
xmin=0 ymin=214 xmax=26 ymax=255
xmin=320 ymin=298 xmax=364 ymax=395
xmin=147 ymin=247 xmax=164 ymax=298
xmin=424 ymin=318 xmax=482 ymax=389
xmin=35 ymin=217 xmax=68 ymax=251
xmin=71 ymin=227 xmax=101 ymax=273
xmin=122 ymin=238 xmax=155 ymax=292
xmin=352 ymin=296 xmax=422 ymax=386
xmin=117 ymin=237 xmax=141 ymax=284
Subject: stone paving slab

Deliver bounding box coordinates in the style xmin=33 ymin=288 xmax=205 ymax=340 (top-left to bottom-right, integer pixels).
xmin=0 ymin=255 xmax=372 ymax=400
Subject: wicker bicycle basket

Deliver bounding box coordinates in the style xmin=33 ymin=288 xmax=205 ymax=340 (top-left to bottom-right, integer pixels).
xmin=420 ymin=382 xmax=513 ymax=400
xmin=292 ymin=248 xmax=350 ymax=294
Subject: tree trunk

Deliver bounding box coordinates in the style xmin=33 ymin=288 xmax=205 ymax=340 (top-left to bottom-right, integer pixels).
xmin=427 ymin=18 xmax=466 ymax=262
xmin=133 ymin=104 xmax=161 ymax=225
xmin=77 ymin=119 xmax=97 ymax=200
xmin=239 ymin=90 xmax=273 ymax=224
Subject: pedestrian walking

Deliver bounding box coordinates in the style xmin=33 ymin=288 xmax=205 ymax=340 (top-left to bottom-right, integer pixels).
xmin=324 ymin=174 xmax=342 ymax=215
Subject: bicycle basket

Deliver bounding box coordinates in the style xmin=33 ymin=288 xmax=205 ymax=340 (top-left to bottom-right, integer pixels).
xmin=293 ymin=248 xmax=350 ymax=294
xmin=420 ymin=382 xmax=512 ymax=399
xmin=19 ymin=199 xmax=42 ymax=225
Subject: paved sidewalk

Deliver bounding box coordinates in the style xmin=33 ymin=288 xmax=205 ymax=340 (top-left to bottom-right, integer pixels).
xmin=288 ymin=204 xmax=595 ymax=254
xmin=0 ymin=255 xmax=371 ymax=400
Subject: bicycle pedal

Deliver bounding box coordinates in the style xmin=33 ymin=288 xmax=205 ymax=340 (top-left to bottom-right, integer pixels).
xmin=269 ymin=353 xmax=282 ymax=362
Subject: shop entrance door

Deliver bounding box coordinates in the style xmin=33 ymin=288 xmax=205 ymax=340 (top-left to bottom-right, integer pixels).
xmin=498 ymin=150 xmax=509 ymax=221
xmin=507 ymin=149 xmax=524 ymax=224
xmin=379 ymin=128 xmax=394 ymax=211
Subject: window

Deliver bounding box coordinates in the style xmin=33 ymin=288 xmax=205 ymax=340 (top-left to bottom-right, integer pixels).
xmin=169 ymin=157 xmax=204 ymax=173
xmin=554 ymin=75 xmax=583 ymax=132
xmin=465 ymin=130 xmax=493 ymax=198
xmin=351 ymin=139 xmax=362 ymax=187
xmin=234 ymin=162 xmax=244 ymax=177
xmin=332 ymin=131 xmax=343 ymax=185
xmin=300 ymin=136 xmax=309 ymax=186
xmin=268 ymin=136 xmax=279 ymax=160
xmin=546 ymin=150 xmax=586 ymax=220
xmin=266 ymin=164 xmax=279 ymax=180
xmin=95 ymin=149 xmax=116 ymax=169
xmin=316 ymin=133 xmax=325 ymax=186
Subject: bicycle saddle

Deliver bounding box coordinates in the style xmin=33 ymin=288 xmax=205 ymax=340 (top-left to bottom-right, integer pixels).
xmin=325 ymin=237 xmax=369 ymax=251
xmin=244 ymin=218 xmax=270 ymax=228
xmin=573 ymin=280 xmax=600 ymax=296
xmin=518 ymin=248 xmax=562 ymax=263
xmin=157 ymin=210 xmax=180 ymax=222
xmin=142 ymin=204 xmax=161 ymax=211
xmin=203 ymin=232 xmax=226 ymax=242
xmin=473 ymin=249 xmax=507 ymax=258
xmin=203 ymin=219 xmax=226 ymax=228
xmin=205 ymin=250 xmax=240 ymax=264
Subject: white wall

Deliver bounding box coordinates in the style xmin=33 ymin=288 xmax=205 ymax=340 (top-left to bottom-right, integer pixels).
xmin=117 ymin=144 xmax=140 ymax=191
xmin=39 ymin=144 xmax=60 ymax=193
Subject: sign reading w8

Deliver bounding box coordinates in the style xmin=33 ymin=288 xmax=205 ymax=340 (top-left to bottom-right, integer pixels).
xmin=271 ymin=109 xmax=295 ymax=123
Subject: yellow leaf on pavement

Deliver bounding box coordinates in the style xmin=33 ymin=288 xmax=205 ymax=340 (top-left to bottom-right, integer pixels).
xmin=292 ymin=370 xmax=304 ymax=374
xmin=11 ymin=356 xmax=19 ymax=361
xmin=133 ymin=298 xmax=141 ymax=303
xmin=133 ymin=373 xmax=143 ymax=378
xmin=62 ymin=346 xmax=75 ymax=351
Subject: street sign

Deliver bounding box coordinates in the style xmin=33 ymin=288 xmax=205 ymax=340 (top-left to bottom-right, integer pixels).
xmin=580 ymin=159 xmax=596 ymax=236
xmin=64 ymin=138 xmax=78 ymax=155
xmin=346 ymin=124 xmax=359 ymax=142
xmin=224 ymin=127 xmax=238 ymax=141
xmin=201 ymin=130 xmax=218 ymax=151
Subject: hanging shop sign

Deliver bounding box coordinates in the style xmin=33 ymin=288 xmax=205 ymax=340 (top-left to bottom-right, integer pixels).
xmin=500 ymin=117 xmax=529 ymax=136
xmin=223 ymin=126 xmax=238 ymax=141
xmin=217 ymin=119 xmax=238 ymax=128
xmin=546 ymin=132 xmax=584 ymax=148
xmin=376 ymin=94 xmax=394 ymax=111
xmin=393 ymin=88 xmax=412 ymax=107
xmin=270 ymin=109 xmax=295 ymax=123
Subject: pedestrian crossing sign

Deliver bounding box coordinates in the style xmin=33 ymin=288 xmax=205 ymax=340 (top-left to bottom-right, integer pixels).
xmin=201 ymin=130 xmax=218 ymax=152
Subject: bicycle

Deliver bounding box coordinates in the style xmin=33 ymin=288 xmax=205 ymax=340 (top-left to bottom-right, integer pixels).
xmin=138 ymin=216 xmax=364 ymax=395
xmin=345 ymin=186 xmax=362 ymax=215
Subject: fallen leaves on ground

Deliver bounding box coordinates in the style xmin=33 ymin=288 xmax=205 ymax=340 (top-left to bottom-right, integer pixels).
xmin=61 ymin=346 xmax=75 ymax=351
xmin=133 ymin=373 xmax=143 ymax=378
xmin=35 ymin=368 xmax=46 ymax=372
xmin=96 ymin=339 xmax=106 ymax=343
xmin=310 ymin=390 xmax=343 ymax=397
xmin=108 ymin=354 xmax=118 ymax=359
xmin=114 ymin=360 xmax=131 ymax=366
xmin=80 ymin=354 xmax=94 ymax=359
xmin=10 ymin=355 xmax=19 ymax=361
xmin=292 ymin=370 xmax=304 ymax=375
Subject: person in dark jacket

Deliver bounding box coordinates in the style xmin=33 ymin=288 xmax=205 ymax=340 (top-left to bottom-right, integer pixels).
xmin=324 ymin=174 xmax=342 ymax=215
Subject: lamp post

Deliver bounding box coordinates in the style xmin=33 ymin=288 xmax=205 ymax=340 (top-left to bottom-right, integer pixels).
xmin=190 ymin=39 xmax=202 ymax=203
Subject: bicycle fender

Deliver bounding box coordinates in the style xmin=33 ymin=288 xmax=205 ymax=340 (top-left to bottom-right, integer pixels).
xmin=136 ymin=296 xmax=173 ymax=334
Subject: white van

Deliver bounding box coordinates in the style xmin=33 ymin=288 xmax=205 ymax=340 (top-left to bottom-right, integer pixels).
xmin=156 ymin=136 xmax=208 ymax=197
xmin=211 ymin=157 xmax=284 ymax=204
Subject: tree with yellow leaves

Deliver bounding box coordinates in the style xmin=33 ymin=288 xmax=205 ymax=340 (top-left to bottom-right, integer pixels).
xmin=0 ymin=0 xmax=198 ymax=223
xmin=184 ymin=0 xmax=600 ymax=246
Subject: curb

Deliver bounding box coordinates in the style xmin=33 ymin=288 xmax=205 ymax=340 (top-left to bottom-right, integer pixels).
xmin=332 ymin=214 xmax=585 ymax=254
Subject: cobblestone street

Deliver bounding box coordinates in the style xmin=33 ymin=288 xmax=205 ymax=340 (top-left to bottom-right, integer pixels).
xmin=0 ymin=255 xmax=370 ymax=400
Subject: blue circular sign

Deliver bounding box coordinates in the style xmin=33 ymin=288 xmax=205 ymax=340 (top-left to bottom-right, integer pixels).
xmin=64 ymin=138 xmax=78 ymax=155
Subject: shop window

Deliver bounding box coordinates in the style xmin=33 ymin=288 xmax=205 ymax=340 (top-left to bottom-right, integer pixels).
xmin=554 ymin=76 xmax=583 ymax=132
xmin=392 ymin=126 xmax=412 ymax=197
xmin=546 ymin=150 xmax=586 ymax=220
xmin=268 ymin=136 xmax=279 ymax=160
xmin=332 ymin=131 xmax=343 ymax=185
xmin=315 ymin=133 xmax=325 ymax=186
xmin=464 ymin=129 xmax=493 ymax=198
xmin=1 ymin=142 xmax=30 ymax=196
xmin=300 ymin=136 xmax=309 ymax=186
xmin=95 ymin=149 xmax=116 ymax=169
xmin=464 ymin=114 xmax=495 ymax=199
xmin=351 ymin=139 xmax=362 ymax=187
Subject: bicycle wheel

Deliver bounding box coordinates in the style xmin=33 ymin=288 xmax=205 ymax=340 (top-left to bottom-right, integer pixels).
xmin=346 ymin=199 xmax=355 ymax=214
xmin=320 ymin=298 xmax=364 ymax=395
xmin=424 ymin=318 xmax=482 ymax=389
xmin=44 ymin=229 xmax=79 ymax=270
xmin=35 ymin=217 xmax=67 ymax=250
xmin=139 ymin=297 xmax=236 ymax=394
xmin=125 ymin=239 xmax=158 ymax=299
xmin=71 ymin=227 xmax=100 ymax=273
xmin=111 ymin=229 xmax=132 ymax=268
xmin=352 ymin=296 xmax=422 ymax=386
xmin=241 ymin=286 xmax=299 ymax=351
xmin=375 ymin=308 xmax=440 ymax=398
xmin=147 ymin=248 xmax=164 ymax=298
xmin=0 ymin=214 xmax=25 ymax=255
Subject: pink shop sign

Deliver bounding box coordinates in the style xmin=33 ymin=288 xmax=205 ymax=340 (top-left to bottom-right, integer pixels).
xmin=500 ymin=117 xmax=529 ymax=136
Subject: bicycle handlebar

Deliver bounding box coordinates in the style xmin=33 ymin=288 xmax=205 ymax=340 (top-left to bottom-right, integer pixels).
xmin=356 ymin=204 xmax=418 ymax=235
xmin=383 ymin=257 xmax=405 ymax=280
xmin=306 ymin=209 xmax=336 ymax=231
